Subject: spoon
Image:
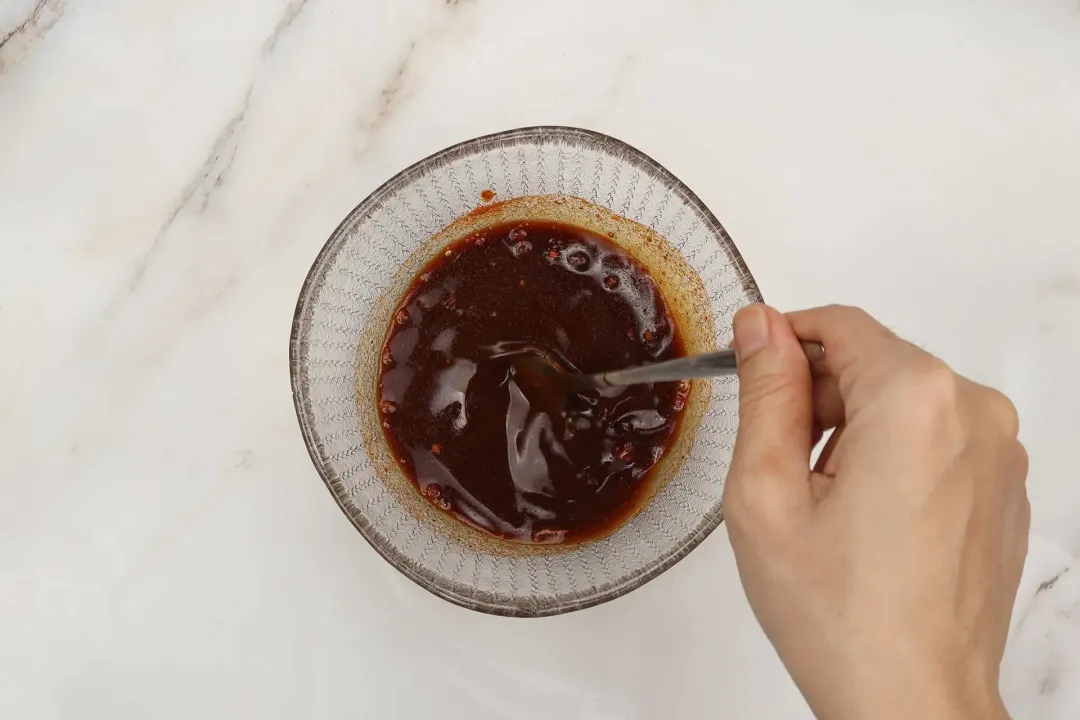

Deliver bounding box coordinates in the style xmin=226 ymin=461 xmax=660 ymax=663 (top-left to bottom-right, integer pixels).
xmin=510 ymin=341 xmax=825 ymax=401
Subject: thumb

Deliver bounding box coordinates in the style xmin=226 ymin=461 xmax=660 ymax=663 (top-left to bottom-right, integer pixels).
xmin=726 ymin=304 xmax=814 ymax=516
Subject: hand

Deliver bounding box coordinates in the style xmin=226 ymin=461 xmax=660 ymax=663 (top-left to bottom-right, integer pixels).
xmin=724 ymin=304 xmax=1029 ymax=720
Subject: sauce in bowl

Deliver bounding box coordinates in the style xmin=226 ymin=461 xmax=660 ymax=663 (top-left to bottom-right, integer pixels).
xmin=378 ymin=221 xmax=687 ymax=544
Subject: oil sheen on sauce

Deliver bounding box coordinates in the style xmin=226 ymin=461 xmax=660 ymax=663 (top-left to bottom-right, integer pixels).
xmin=377 ymin=221 xmax=687 ymax=544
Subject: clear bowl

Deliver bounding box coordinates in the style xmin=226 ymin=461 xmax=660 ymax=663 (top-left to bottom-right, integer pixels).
xmin=290 ymin=127 xmax=761 ymax=616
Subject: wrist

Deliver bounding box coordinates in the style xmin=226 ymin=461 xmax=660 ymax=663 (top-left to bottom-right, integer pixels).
xmin=831 ymin=662 xmax=1010 ymax=720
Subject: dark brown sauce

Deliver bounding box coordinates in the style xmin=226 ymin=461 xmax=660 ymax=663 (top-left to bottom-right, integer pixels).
xmin=378 ymin=221 xmax=687 ymax=544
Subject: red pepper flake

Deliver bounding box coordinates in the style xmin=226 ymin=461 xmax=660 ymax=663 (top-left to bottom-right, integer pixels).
xmin=394 ymin=309 xmax=409 ymax=325
xmin=480 ymin=189 xmax=496 ymax=203
xmin=547 ymin=250 xmax=558 ymax=258
xmin=603 ymin=275 xmax=619 ymax=290
xmin=430 ymin=443 xmax=442 ymax=455
xmin=614 ymin=443 xmax=636 ymax=462
xmin=519 ymin=279 xmax=525 ymax=287
xmin=643 ymin=330 xmax=654 ymax=341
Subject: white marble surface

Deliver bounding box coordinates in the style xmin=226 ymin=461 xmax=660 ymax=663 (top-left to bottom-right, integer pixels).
xmin=2 ymin=0 xmax=1080 ymax=717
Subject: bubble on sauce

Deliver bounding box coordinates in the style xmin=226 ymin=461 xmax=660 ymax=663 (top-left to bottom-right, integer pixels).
xmin=566 ymin=249 xmax=591 ymax=271
xmin=510 ymin=240 xmax=533 ymax=258
xmin=422 ymin=482 xmax=452 ymax=510
xmin=508 ymin=227 xmax=528 ymax=242
xmin=603 ymin=274 xmax=620 ymax=290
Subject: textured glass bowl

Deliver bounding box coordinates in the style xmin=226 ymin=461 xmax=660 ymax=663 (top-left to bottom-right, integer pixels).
xmin=290 ymin=127 xmax=761 ymax=616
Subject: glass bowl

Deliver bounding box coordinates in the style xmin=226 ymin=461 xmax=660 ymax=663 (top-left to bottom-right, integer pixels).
xmin=290 ymin=127 xmax=761 ymax=616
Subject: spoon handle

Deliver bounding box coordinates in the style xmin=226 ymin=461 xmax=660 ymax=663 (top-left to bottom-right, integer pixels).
xmin=596 ymin=342 xmax=824 ymax=387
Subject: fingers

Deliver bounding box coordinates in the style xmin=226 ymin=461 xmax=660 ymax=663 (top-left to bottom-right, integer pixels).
xmin=786 ymin=305 xmax=898 ymax=378
xmin=787 ymin=305 xmax=917 ymax=420
xmin=813 ymin=425 xmax=845 ymax=477
xmin=812 ymin=372 xmax=845 ymax=430
xmin=726 ymin=304 xmax=815 ymax=523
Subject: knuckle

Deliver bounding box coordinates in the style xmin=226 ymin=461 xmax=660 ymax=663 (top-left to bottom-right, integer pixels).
xmin=981 ymin=387 xmax=1021 ymax=437
xmin=906 ymin=359 xmax=959 ymax=406
xmin=893 ymin=360 xmax=964 ymax=435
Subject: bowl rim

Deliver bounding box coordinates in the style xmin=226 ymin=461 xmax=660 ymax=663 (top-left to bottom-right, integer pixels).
xmin=289 ymin=125 xmax=763 ymax=617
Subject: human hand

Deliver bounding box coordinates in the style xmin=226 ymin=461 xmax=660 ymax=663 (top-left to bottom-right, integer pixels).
xmin=724 ymin=304 xmax=1029 ymax=720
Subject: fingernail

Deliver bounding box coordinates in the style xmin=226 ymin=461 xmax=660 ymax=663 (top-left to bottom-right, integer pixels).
xmin=734 ymin=304 xmax=770 ymax=361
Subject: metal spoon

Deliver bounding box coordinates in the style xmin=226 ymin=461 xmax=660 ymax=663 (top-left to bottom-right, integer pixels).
xmin=510 ymin=342 xmax=825 ymax=399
